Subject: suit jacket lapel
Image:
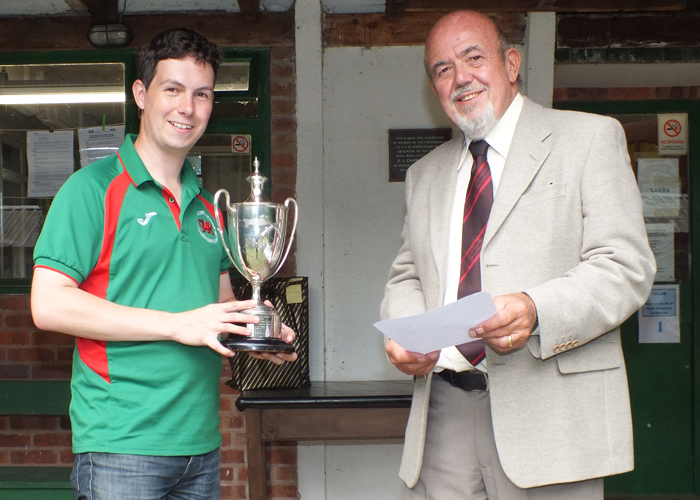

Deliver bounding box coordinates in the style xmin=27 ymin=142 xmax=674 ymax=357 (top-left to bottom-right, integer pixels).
xmin=483 ymin=98 xmax=552 ymax=249
xmin=428 ymin=137 xmax=463 ymax=302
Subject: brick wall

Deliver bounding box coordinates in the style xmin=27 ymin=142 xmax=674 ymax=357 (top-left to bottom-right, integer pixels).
xmin=270 ymin=44 xmax=298 ymax=280
xmin=0 ymin=46 xmax=299 ymax=500
xmin=0 ymin=295 xmax=74 ymax=469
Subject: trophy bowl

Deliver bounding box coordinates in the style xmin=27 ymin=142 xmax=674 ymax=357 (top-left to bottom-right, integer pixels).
xmin=214 ymin=158 xmax=298 ymax=354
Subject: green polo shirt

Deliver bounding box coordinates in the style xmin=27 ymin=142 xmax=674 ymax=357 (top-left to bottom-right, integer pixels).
xmin=34 ymin=134 xmax=231 ymax=456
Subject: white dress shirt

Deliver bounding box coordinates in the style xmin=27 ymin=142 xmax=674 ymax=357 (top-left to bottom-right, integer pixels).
xmin=436 ymin=93 xmax=524 ymax=373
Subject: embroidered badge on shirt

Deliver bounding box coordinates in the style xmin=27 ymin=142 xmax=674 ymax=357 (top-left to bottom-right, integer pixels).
xmin=197 ymin=211 xmax=218 ymax=244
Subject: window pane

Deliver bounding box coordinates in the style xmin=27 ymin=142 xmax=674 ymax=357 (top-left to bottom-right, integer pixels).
xmin=0 ymin=62 xmax=125 ymax=278
xmin=211 ymin=99 xmax=258 ymax=119
xmin=615 ymin=113 xmax=690 ymax=283
xmin=188 ymin=134 xmax=252 ymax=204
xmin=214 ymin=62 xmax=250 ymax=92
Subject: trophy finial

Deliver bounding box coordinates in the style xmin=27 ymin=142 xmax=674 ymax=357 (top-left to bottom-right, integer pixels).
xmin=246 ymin=156 xmax=269 ymax=203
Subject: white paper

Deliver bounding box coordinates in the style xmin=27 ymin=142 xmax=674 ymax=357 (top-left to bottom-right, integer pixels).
xmin=374 ymin=291 xmax=498 ymax=354
xmin=78 ymin=125 xmax=125 ymax=167
xmin=645 ymin=222 xmax=674 ymax=282
xmin=27 ymin=131 xmax=75 ymax=198
xmin=638 ymin=285 xmax=680 ymax=343
xmin=637 ymin=158 xmax=681 ymax=218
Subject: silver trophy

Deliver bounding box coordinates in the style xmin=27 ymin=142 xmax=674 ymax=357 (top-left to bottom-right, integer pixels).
xmin=214 ymin=157 xmax=298 ymax=353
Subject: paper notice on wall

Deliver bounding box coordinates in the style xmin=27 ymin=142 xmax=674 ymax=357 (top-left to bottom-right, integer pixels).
xmin=637 ymin=158 xmax=681 ymax=218
xmin=658 ymin=113 xmax=687 ymax=155
xmin=27 ymin=131 xmax=75 ymax=198
xmin=645 ymin=222 xmax=674 ymax=282
xmin=78 ymin=125 xmax=125 ymax=167
xmin=638 ymin=285 xmax=680 ymax=344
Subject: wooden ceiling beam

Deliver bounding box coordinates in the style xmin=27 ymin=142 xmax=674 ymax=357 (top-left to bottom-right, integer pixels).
xmin=388 ymin=0 xmax=686 ymax=13
xmin=0 ymin=12 xmax=294 ymax=51
xmin=386 ymin=0 xmax=408 ymax=22
xmin=78 ymin=0 xmax=120 ymax=22
xmin=237 ymin=0 xmax=261 ymax=20
xmin=324 ymin=12 xmax=526 ymax=47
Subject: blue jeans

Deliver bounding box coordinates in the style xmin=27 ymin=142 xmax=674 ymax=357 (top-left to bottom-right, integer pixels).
xmin=70 ymin=449 xmax=220 ymax=500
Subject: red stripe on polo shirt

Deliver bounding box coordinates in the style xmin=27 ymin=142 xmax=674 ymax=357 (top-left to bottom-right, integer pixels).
xmin=116 ymin=151 xmax=138 ymax=188
xmin=77 ymin=170 xmax=132 ymax=384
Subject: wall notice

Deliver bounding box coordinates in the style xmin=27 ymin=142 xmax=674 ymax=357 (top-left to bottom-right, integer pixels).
xmin=638 ymin=285 xmax=680 ymax=344
xmin=389 ymin=128 xmax=452 ymax=182
xmin=27 ymin=131 xmax=74 ymax=198
xmin=231 ymin=134 xmax=251 ymax=154
xmin=658 ymin=113 xmax=687 ymax=155
xmin=78 ymin=125 xmax=125 ymax=167
xmin=637 ymin=158 xmax=681 ymax=218
xmin=645 ymin=222 xmax=674 ymax=282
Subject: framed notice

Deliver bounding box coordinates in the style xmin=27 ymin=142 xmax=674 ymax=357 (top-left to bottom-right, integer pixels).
xmin=389 ymin=128 xmax=452 ymax=182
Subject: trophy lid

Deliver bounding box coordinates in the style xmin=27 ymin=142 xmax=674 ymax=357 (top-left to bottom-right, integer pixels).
xmin=245 ymin=157 xmax=270 ymax=203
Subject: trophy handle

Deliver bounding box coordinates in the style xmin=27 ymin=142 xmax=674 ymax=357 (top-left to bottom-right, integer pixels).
xmin=213 ymin=189 xmax=238 ymax=270
xmin=271 ymin=197 xmax=299 ymax=278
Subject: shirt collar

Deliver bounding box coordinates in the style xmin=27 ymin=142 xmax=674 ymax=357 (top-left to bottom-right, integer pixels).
xmin=117 ymin=133 xmax=201 ymax=192
xmin=482 ymin=92 xmax=523 ymax=159
xmin=460 ymin=92 xmax=524 ymax=163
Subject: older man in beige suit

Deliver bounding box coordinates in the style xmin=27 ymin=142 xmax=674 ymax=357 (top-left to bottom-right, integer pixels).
xmin=381 ymin=10 xmax=655 ymax=500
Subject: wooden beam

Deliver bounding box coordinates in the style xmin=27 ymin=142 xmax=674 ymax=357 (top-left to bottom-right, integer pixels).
xmin=237 ymin=0 xmax=261 ymax=21
xmin=79 ymin=0 xmax=119 ymax=22
xmin=386 ymin=0 xmax=408 ymax=22
xmin=0 ymin=12 xmax=294 ymax=51
xmin=387 ymin=0 xmax=687 ymax=13
xmin=324 ymin=12 xmax=526 ymax=47
xmin=558 ymin=12 xmax=700 ymax=48
xmin=547 ymin=0 xmax=686 ymax=11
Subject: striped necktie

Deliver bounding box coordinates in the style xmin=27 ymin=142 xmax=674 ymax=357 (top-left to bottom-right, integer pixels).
xmin=455 ymin=140 xmax=492 ymax=365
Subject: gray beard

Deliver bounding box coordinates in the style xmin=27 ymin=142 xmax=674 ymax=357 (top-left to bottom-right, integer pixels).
xmin=452 ymin=99 xmax=497 ymax=141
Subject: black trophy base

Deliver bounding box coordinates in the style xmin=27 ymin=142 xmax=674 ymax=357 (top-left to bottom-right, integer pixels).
xmin=221 ymin=334 xmax=296 ymax=354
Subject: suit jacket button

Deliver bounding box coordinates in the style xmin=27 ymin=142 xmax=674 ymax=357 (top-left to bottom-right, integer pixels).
xmin=553 ymin=345 xmax=560 ymax=353
xmin=565 ymin=341 xmax=573 ymax=349
xmin=572 ymin=340 xmax=579 ymax=347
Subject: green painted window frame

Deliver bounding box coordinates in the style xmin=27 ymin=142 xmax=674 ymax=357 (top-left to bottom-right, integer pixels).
xmin=557 ymin=99 xmax=700 ymax=496
xmin=0 ymin=47 xmax=271 ymax=293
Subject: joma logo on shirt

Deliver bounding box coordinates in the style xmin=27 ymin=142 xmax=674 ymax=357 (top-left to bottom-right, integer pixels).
xmin=137 ymin=212 xmax=157 ymax=226
xmin=196 ymin=211 xmax=218 ymax=244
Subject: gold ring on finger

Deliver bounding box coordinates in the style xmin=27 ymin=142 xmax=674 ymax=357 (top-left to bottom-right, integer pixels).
xmin=507 ymin=334 xmax=513 ymax=348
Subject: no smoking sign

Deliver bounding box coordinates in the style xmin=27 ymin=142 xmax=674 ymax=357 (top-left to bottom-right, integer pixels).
xmin=658 ymin=113 xmax=687 ymax=155
xmin=664 ymin=120 xmax=681 ymax=137
xmin=231 ymin=134 xmax=251 ymax=154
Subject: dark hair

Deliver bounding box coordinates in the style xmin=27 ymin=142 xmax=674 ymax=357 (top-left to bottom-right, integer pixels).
xmin=137 ymin=27 xmax=223 ymax=89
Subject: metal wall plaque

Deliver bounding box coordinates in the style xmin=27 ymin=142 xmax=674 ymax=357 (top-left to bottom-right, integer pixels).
xmin=388 ymin=128 xmax=452 ymax=182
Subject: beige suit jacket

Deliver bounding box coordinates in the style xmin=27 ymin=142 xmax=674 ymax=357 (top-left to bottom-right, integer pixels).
xmin=381 ymin=97 xmax=656 ymax=489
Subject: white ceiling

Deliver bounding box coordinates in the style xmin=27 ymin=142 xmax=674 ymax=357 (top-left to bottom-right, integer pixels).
xmin=0 ymin=0 xmax=386 ymax=15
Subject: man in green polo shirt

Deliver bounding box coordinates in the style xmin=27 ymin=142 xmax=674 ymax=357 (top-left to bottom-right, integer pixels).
xmin=30 ymin=28 xmax=296 ymax=500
